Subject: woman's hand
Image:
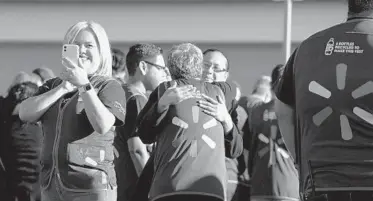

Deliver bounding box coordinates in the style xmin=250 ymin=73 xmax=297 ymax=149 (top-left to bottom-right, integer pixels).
xmin=61 ymin=57 xmax=90 ymax=87
xmin=58 ymin=80 xmax=77 ymax=94
xmin=198 ymin=94 xmax=229 ymax=123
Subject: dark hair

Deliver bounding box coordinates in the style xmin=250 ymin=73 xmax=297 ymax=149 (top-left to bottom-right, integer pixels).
xmin=126 ymin=43 xmax=163 ymax=76
xmin=32 ymin=67 xmax=55 ymax=83
xmin=111 ymin=48 xmax=126 ymax=75
xmin=203 ymin=48 xmax=230 ymax=71
xmin=271 ymin=64 xmax=285 ymax=90
xmin=348 ymin=0 xmax=373 ymax=14
xmin=8 ymin=82 xmax=39 ymax=104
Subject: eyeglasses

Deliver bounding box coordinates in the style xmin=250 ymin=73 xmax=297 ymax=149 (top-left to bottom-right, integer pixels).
xmin=142 ymin=60 xmax=168 ymax=71
xmin=203 ymin=62 xmax=228 ymax=73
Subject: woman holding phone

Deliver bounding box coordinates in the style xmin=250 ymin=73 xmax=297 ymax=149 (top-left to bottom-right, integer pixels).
xmin=19 ymin=21 xmax=126 ymax=201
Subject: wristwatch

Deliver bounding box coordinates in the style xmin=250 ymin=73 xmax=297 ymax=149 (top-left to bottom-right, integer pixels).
xmin=78 ymin=83 xmax=93 ymax=93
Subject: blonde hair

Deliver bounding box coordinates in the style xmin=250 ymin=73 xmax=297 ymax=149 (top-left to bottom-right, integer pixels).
xmin=63 ymin=21 xmax=112 ymax=86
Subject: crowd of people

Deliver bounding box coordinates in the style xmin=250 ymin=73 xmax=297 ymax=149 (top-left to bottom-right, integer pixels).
xmin=1 ymin=1 xmax=373 ymax=201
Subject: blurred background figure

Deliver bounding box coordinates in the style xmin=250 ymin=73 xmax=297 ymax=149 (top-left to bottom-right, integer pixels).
xmin=111 ymin=47 xmax=128 ymax=85
xmin=0 ymin=71 xmax=43 ymax=201
xmin=7 ymin=72 xmax=38 ymax=94
xmin=244 ymin=64 xmax=299 ymax=201
xmin=31 ymin=67 xmax=56 ymax=86
xmin=239 ymin=75 xmax=272 ymax=114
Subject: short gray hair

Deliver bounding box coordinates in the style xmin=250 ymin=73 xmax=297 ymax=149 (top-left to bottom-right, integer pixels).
xmin=167 ymin=43 xmax=203 ymax=80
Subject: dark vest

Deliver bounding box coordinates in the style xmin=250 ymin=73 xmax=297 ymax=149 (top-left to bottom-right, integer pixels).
xmin=40 ymin=78 xmax=117 ymax=192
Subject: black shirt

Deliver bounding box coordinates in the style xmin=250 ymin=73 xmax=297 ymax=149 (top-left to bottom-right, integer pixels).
xmin=245 ymin=100 xmax=299 ymax=200
xmin=114 ymin=84 xmax=148 ymax=201
xmin=135 ymin=79 xmax=241 ymax=201
xmin=276 ymin=12 xmax=373 ymax=194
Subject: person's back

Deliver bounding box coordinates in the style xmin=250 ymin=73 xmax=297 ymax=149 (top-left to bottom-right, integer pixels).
xmin=247 ymin=100 xmax=298 ymax=201
xmin=2 ymin=81 xmax=42 ymax=201
xmin=8 ymin=117 xmax=43 ymax=201
xmin=275 ymin=2 xmax=373 ymax=200
xmin=137 ymin=78 xmax=240 ymax=201
xmin=295 ymin=18 xmax=373 ymax=189
xmin=150 ymin=79 xmax=228 ymax=201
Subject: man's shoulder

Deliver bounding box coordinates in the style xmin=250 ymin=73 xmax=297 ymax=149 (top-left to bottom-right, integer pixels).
xmin=122 ymin=84 xmax=148 ymax=101
xmin=246 ymin=95 xmax=265 ymax=109
xmin=300 ymin=21 xmax=351 ymax=48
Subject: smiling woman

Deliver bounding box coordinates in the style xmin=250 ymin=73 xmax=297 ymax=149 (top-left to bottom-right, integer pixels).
xmin=19 ymin=21 xmax=127 ymax=201
xmin=63 ymin=21 xmax=112 ymax=86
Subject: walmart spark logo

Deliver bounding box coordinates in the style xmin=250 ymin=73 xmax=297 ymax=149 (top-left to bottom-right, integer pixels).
xmin=171 ymin=105 xmax=218 ymax=157
xmin=309 ymin=63 xmax=373 ymax=140
xmin=257 ymin=110 xmax=289 ymax=167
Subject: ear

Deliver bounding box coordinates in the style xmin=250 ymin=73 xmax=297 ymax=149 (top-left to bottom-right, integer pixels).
xmin=139 ymin=61 xmax=147 ymax=75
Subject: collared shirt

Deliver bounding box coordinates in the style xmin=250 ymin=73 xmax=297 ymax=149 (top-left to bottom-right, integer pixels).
xmin=276 ymin=11 xmax=373 ymax=194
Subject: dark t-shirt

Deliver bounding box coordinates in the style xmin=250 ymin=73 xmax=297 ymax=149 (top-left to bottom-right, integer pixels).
xmin=35 ymin=77 xmax=126 ymax=190
xmin=114 ymin=84 xmax=148 ymax=201
xmin=135 ymin=79 xmax=240 ymax=201
xmin=276 ymin=16 xmax=373 ymax=194
xmin=116 ymin=84 xmax=148 ymax=143
xmin=245 ymin=100 xmax=299 ymax=200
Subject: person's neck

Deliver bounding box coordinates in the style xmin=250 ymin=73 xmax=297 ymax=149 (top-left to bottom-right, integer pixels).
xmin=348 ymin=10 xmax=373 ymax=20
xmin=128 ymin=77 xmax=146 ymax=94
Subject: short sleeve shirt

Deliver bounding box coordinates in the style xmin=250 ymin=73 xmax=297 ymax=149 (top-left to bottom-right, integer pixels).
xmin=275 ymin=15 xmax=373 ymax=193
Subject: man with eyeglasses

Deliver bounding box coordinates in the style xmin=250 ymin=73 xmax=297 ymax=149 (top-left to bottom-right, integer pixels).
xmin=114 ymin=43 xmax=170 ymax=201
xmin=201 ymin=49 xmax=250 ymax=201
xmin=202 ymin=49 xmax=230 ymax=83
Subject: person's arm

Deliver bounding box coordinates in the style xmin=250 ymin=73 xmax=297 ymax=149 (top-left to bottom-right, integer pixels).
xmin=199 ymin=81 xmax=244 ymax=158
xmin=242 ymin=117 xmax=251 ymax=174
xmin=275 ymin=100 xmax=295 ymax=159
xmin=128 ymin=137 xmax=149 ymax=176
xmin=224 ymin=108 xmax=244 ymax=158
xmin=136 ymin=81 xmax=195 ymax=144
xmin=19 ymin=78 xmax=72 ymax=122
xmin=126 ymin=96 xmax=150 ymax=176
xmin=83 ymin=80 xmax=126 ymax=134
xmin=274 ymin=49 xmax=297 ymax=161
xmin=244 ymin=105 xmax=260 ymax=176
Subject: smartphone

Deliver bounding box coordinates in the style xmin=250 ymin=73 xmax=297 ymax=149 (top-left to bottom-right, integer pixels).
xmin=62 ymin=44 xmax=79 ymax=66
